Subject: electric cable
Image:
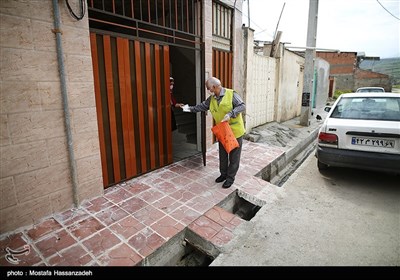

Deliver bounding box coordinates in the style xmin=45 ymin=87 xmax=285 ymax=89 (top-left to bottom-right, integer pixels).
xmin=65 ymin=0 xmax=86 ymax=21
xmin=377 ymin=0 xmax=400 ymax=20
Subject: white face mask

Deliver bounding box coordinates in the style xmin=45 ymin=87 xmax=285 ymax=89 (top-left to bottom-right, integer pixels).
xmin=170 ymin=85 xmax=174 ymax=90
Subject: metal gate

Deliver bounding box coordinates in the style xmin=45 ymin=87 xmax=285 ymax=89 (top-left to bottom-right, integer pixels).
xmin=213 ymin=49 xmax=233 ymax=88
xmin=90 ymin=33 xmax=172 ymax=187
xmin=212 ymin=1 xmax=233 ymax=87
xmin=88 ymin=0 xmax=203 ymax=187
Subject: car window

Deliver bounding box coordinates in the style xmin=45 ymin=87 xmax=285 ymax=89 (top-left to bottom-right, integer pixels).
xmin=356 ymin=87 xmax=384 ymax=92
xmin=330 ymin=97 xmax=400 ymax=121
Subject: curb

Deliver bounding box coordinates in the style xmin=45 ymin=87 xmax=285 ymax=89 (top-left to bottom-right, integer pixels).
xmin=257 ymin=126 xmax=320 ymax=183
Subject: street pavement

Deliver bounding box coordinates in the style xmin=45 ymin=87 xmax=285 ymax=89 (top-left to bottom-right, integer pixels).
xmin=211 ymin=113 xmax=400 ymax=267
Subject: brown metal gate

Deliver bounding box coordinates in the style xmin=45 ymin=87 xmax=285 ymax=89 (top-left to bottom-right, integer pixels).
xmin=90 ymin=33 xmax=172 ymax=187
xmin=212 ymin=49 xmax=233 ymax=88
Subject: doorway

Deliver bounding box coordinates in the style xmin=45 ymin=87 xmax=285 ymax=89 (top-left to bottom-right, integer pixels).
xmin=169 ymin=46 xmax=201 ymax=162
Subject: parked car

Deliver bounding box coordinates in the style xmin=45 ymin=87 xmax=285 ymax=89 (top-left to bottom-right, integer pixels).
xmin=356 ymin=87 xmax=385 ymax=93
xmin=316 ymin=92 xmax=400 ymax=174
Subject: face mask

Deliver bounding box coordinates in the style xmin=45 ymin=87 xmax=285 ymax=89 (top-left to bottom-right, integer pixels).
xmin=170 ymin=85 xmax=173 ymax=90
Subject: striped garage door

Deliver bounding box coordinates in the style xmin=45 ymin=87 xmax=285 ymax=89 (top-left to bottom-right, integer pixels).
xmin=213 ymin=49 xmax=233 ymax=89
xmin=90 ymin=33 xmax=172 ymax=187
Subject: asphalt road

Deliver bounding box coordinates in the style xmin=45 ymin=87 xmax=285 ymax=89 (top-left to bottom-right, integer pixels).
xmin=211 ymin=151 xmax=400 ymax=266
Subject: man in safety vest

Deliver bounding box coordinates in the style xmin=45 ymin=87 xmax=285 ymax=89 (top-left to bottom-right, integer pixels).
xmin=180 ymin=77 xmax=246 ymax=188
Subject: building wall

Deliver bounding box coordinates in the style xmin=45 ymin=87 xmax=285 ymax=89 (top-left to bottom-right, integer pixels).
xmin=316 ymin=52 xmax=356 ymax=92
xmin=276 ymin=48 xmax=305 ymax=122
xmin=316 ymin=51 xmax=391 ymax=92
xmin=243 ymin=29 xmax=276 ymax=130
xmin=0 ymin=0 xmax=246 ymax=233
xmin=317 ymin=52 xmax=357 ymax=74
xmin=0 ymin=0 xmax=103 ymax=233
xmin=242 ymin=28 xmax=305 ymax=131
xmin=332 ymin=74 xmax=355 ymax=91
xmin=230 ymin=0 xmax=245 ymax=98
xmin=203 ymin=0 xmax=243 ymax=148
xmin=202 ymin=0 xmax=215 ymax=149
xmin=314 ymin=58 xmax=330 ymax=108
xmin=354 ymin=69 xmax=392 ymax=91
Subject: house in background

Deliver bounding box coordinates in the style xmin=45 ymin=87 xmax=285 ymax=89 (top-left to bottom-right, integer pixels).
xmin=316 ymin=51 xmax=392 ymax=96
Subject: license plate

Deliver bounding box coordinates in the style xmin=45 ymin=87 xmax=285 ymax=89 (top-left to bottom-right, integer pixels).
xmin=351 ymin=137 xmax=395 ymax=148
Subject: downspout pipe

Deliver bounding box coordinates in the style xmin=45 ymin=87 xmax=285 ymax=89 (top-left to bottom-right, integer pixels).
xmin=52 ymin=0 xmax=79 ymax=207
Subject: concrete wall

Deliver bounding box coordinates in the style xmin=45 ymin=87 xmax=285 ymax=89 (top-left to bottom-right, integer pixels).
xmin=314 ymin=58 xmax=330 ymax=108
xmin=354 ymin=69 xmax=392 ymax=92
xmin=275 ymin=48 xmax=305 ymax=122
xmin=242 ymin=29 xmax=276 ymax=130
xmin=0 ymin=0 xmax=103 ymax=233
xmin=242 ymin=28 xmax=305 ymax=131
xmin=333 ymin=74 xmax=355 ymax=92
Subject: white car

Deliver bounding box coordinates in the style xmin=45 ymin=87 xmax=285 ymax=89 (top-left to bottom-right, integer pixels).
xmin=356 ymin=87 xmax=385 ymax=93
xmin=316 ymin=92 xmax=400 ymax=174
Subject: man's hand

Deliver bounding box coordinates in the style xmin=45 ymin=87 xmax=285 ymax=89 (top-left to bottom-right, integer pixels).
xmin=222 ymin=114 xmax=230 ymax=122
xmin=182 ymin=104 xmax=191 ymax=112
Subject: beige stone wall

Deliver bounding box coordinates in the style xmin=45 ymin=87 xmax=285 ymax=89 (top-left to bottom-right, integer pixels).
xmin=244 ymin=28 xmax=277 ymax=131
xmin=241 ymin=29 xmax=306 ymax=128
xmin=276 ymin=49 xmax=305 ymax=122
xmin=230 ymin=0 xmax=244 ymax=98
xmin=203 ymin=0 xmax=214 ymax=150
xmin=0 ymin=0 xmax=103 ymax=234
xmin=203 ymin=0 xmax=243 ymax=150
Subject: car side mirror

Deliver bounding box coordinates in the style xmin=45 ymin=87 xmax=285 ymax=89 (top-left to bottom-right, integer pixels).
xmin=324 ymin=106 xmax=331 ymax=112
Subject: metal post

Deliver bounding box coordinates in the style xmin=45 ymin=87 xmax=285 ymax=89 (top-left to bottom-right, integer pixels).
xmin=52 ymin=0 xmax=80 ymax=207
xmin=300 ymin=0 xmax=319 ymax=126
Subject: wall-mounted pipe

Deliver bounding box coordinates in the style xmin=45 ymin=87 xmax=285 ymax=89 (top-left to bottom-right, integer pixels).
xmin=52 ymin=0 xmax=79 ymax=207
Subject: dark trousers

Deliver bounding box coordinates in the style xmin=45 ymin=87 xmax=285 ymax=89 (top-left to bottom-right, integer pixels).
xmin=218 ymin=136 xmax=243 ymax=184
xmin=171 ymin=108 xmax=177 ymax=131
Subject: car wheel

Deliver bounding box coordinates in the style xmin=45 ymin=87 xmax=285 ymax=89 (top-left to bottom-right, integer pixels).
xmin=317 ymin=159 xmax=328 ymax=170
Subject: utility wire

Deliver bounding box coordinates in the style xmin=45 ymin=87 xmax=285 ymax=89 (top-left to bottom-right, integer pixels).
xmin=377 ymin=0 xmax=400 ymax=20
xmin=242 ymin=11 xmax=274 ymax=38
xmin=65 ymin=0 xmax=86 ymax=21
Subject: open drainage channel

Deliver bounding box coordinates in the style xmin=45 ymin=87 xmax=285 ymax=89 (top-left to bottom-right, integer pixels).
xmin=258 ymin=141 xmax=317 ymax=187
xmin=142 ymin=192 xmax=260 ymax=266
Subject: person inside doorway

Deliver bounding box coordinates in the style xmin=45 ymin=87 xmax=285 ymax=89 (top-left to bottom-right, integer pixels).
xmin=170 ymin=77 xmax=184 ymax=131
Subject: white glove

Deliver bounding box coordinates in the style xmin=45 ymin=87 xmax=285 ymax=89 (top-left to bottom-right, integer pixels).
xmin=222 ymin=114 xmax=230 ymax=122
xmin=182 ymin=104 xmax=191 ymax=112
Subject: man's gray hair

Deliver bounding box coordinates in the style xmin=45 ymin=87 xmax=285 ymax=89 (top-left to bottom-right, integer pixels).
xmin=206 ymin=77 xmax=221 ymax=87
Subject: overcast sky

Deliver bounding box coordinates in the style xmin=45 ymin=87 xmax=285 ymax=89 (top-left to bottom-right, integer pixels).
xmin=242 ymin=0 xmax=400 ymax=58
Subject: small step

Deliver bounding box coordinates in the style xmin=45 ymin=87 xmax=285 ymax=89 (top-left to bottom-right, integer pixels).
xmin=175 ymin=112 xmax=196 ymax=123
xmin=186 ymin=133 xmax=197 ymax=144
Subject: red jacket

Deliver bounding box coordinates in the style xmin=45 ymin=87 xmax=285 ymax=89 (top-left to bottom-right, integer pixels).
xmin=170 ymin=89 xmax=177 ymax=106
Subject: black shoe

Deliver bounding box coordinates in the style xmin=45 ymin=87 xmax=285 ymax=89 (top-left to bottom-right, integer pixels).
xmin=215 ymin=175 xmax=226 ymax=183
xmin=222 ymin=181 xmax=233 ymax=188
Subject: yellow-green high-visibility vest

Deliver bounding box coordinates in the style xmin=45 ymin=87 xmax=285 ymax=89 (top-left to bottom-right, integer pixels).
xmin=210 ymin=89 xmax=245 ymax=138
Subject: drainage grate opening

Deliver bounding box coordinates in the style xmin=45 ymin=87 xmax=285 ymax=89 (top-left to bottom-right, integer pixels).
xmin=142 ymin=231 xmax=217 ymax=266
xmin=219 ymin=192 xmax=261 ymax=221
xmin=176 ymin=241 xmax=213 ymax=266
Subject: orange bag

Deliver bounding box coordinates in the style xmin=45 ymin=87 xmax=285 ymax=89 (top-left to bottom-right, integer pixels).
xmin=211 ymin=121 xmax=239 ymax=153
